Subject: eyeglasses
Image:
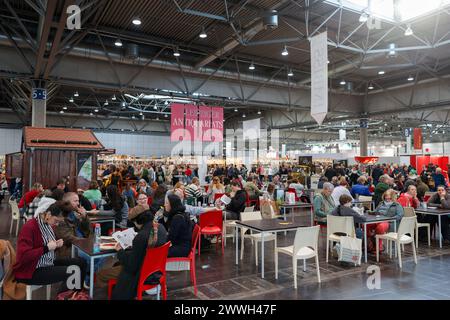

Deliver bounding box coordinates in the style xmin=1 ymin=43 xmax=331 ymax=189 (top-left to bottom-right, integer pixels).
xmin=138 ymin=197 xmax=147 ymax=201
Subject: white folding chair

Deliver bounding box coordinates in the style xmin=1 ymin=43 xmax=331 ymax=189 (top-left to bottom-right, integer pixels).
xmin=26 ymin=285 xmax=51 ymax=300
xmin=9 ymin=200 xmax=21 ymax=236
xmin=326 ymin=215 xmax=355 ymax=262
xmin=244 ymin=206 xmax=255 ymax=212
xmin=403 ymin=207 xmax=430 ymax=248
xmin=240 ymin=211 xmax=276 ymax=265
xmin=275 ymin=225 xmax=321 ymax=288
xmin=376 ymin=216 xmax=418 ymax=268
xmin=358 ymin=195 xmax=373 ymax=211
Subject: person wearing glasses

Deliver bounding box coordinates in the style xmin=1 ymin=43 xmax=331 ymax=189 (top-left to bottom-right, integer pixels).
xmin=13 ymin=202 xmax=87 ymax=295
xmin=369 ymin=189 xmax=404 ymax=252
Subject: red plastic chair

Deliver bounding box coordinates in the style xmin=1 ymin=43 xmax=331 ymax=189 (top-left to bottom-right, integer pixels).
xmin=147 ymin=196 xmax=153 ymax=206
xmin=108 ymin=241 xmax=171 ymax=300
xmin=198 ymin=210 xmax=224 ymax=256
xmin=166 ymin=225 xmax=201 ymax=295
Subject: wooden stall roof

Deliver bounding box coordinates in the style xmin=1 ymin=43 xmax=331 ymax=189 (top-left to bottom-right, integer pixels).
xmin=23 ymin=126 xmax=105 ymax=150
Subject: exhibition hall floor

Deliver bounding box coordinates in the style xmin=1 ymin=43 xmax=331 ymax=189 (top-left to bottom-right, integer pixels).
xmin=2 ymin=201 xmax=450 ymax=300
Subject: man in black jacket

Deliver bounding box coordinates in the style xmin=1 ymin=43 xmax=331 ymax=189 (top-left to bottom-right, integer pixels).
xmin=426 ymin=185 xmax=450 ymax=244
xmin=225 ymin=181 xmax=247 ymax=220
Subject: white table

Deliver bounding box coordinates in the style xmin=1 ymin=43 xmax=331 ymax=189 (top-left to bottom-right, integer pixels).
xmin=415 ymin=207 xmax=450 ymax=248
xmin=234 ymin=219 xmax=307 ymax=278
xmin=360 ymin=215 xmax=397 ymax=263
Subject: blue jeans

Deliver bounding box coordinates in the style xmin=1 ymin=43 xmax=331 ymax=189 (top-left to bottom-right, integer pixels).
xmin=77 ymin=250 xmax=106 ymax=285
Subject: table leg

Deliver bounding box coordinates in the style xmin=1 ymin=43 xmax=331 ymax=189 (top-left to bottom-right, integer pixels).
xmin=235 ymin=225 xmax=238 ymax=265
xmin=310 ymin=206 xmax=313 ymax=226
xmin=438 ymin=215 xmax=442 ymax=248
xmin=283 ymin=208 xmax=287 ymax=236
xmin=112 ymin=220 xmax=115 ymax=233
xmin=364 ymin=224 xmax=368 ymax=263
xmin=261 ymin=232 xmax=265 ymax=279
xmin=89 ymin=257 xmax=94 ymax=298
xmin=71 ymin=245 xmax=75 ymax=258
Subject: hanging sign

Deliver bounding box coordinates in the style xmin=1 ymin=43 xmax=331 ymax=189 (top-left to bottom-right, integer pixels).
xmin=413 ymin=128 xmax=423 ymax=150
xmin=310 ymin=32 xmax=328 ymax=125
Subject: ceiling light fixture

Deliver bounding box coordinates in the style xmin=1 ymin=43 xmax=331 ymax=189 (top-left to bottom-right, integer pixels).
xmin=132 ymin=17 xmax=141 ymax=25
xmin=104 ymin=100 xmax=109 ymax=106
xmin=112 ymin=95 xmax=116 ymax=101
xmin=404 ymin=24 xmax=413 ymax=36
xmin=60 ymin=110 xmax=64 ymax=114
xmin=257 ymin=110 xmax=261 ymax=115
xmin=69 ymin=97 xmax=74 ymax=103
xmin=340 ymin=79 xmax=346 ymax=85
xmin=63 ymin=106 xmax=67 ymax=110
xmin=242 ymin=114 xmax=246 ymax=118
xmin=407 ymin=75 xmax=414 ymax=81
xmin=234 ymin=108 xmax=238 ymax=112
xmin=368 ymin=83 xmax=374 ymax=90
xmin=114 ymin=38 xmax=123 ymax=47
xmin=249 ymin=62 xmax=255 ymax=70
xmin=173 ymin=47 xmax=180 ymax=57
xmin=287 ymin=69 xmax=294 ymax=77
xmin=378 ymin=70 xmax=385 ymax=75
xmin=94 ymin=109 xmax=99 ymax=113
xmin=359 ymin=11 xmax=368 ymax=23
xmin=199 ymin=27 xmax=207 ymax=39
xmin=281 ymin=45 xmax=289 ymax=56
xmin=89 ymin=112 xmax=93 ymax=116
xmin=388 ymin=43 xmax=396 ymax=56
xmin=73 ymin=91 xmax=79 ymax=97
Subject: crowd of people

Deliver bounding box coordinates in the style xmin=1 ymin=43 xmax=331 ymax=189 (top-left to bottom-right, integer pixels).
xmin=313 ymin=162 xmax=450 ymax=252
xmin=3 ymin=159 xmax=450 ymax=300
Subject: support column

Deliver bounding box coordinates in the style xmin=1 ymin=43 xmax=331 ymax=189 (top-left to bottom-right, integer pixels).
xmin=31 ymin=88 xmax=47 ymax=127
xmin=360 ymin=119 xmax=368 ymax=156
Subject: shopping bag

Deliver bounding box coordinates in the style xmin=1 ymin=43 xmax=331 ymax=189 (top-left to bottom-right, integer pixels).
xmin=285 ymin=192 xmax=296 ymax=204
xmin=260 ymin=198 xmax=276 ymax=219
xmin=338 ymin=236 xmax=362 ymax=266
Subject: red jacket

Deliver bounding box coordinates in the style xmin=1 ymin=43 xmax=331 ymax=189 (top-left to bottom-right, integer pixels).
xmin=13 ymin=218 xmax=50 ymax=280
xmin=18 ymin=190 xmax=40 ymax=209
xmin=398 ymin=193 xmax=420 ymax=209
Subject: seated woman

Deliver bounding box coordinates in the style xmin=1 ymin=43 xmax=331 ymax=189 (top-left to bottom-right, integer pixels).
xmin=83 ymin=181 xmax=102 ymax=206
xmin=208 ymin=176 xmax=225 ymax=204
xmin=98 ymin=185 xmax=129 ymax=234
xmin=13 ymin=202 xmax=87 ymax=294
xmin=370 ymin=189 xmax=404 ymax=252
xmin=313 ymin=182 xmax=336 ymax=224
xmin=331 ymin=194 xmax=366 ymax=238
xmin=164 ymin=194 xmax=193 ymax=258
xmin=185 ymin=177 xmax=202 ymax=206
xmin=96 ymin=206 xmax=168 ymax=300
xmin=136 ymin=179 xmax=152 ymax=197
xmin=150 ymin=184 xmax=168 ymax=213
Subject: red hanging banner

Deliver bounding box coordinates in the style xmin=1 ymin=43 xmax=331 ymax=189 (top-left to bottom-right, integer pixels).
xmin=199 ymin=106 xmax=211 ymax=141
xmin=184 ymin=104 xmax=198 ymax=141
xmin=414 ymin=128 xmax=422 ymax=150
xmin=210 ymin=107 xmax=224 ymax=142
xmin=170 ymin=103 xmax=185 ymax=142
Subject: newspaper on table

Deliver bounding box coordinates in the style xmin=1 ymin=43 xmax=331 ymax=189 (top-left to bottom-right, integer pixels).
xmin=220 ymin=194 xmax=231 ymax=205
xmin=112 ymin=228 xmax=137 ymax=249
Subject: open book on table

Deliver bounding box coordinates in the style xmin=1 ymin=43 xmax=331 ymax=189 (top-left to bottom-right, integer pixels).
xmin=220 ymin=194 xmax=231 ymax=205
xmin=111 ymin=228 xmax=137 ymax=249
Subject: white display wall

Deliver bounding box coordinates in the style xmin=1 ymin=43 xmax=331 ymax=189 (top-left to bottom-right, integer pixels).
xmin=0 ymin=128 xmax=22 ymax=155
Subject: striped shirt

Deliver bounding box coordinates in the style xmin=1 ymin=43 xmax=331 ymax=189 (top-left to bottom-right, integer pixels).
xmin=36 ymin=215 xmax=56 ymax=268
xmin=185 ymin=184 xmax=202 ymax=200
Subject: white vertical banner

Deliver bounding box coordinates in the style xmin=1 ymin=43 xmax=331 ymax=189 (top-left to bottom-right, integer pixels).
xmin=281 ymin=144 xmax=286 ymax=158
xmin=339 ymin=129 xmax=346 ymax=141
xmin=310 ymin=32 xmax=328 ymax=125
